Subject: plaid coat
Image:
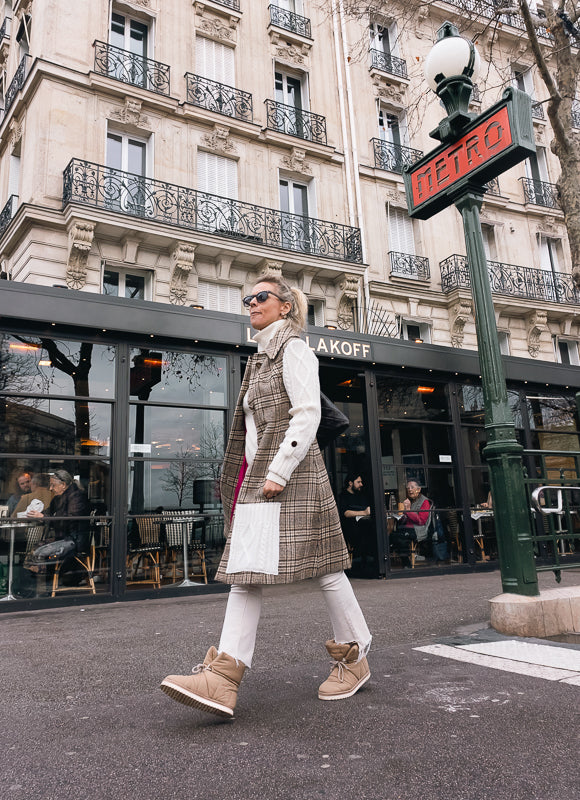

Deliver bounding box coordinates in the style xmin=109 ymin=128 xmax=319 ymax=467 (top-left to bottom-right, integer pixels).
xmin=215 ymin=323 xmax=350 ymax=584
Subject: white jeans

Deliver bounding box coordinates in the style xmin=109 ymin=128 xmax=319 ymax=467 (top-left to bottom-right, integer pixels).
xmin=218 ymin=571 xmax=372 ymax=667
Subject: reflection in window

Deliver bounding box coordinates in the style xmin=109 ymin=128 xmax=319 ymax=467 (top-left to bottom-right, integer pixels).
xmin=128 ymin=459 xmax=222 ymax=512
xmin=459 ymin=384 xmax=524 ymax=427
xmin=527 ymin=394 xmax=578 ymax=431
xmin=0 ymin=458 xmax=111 ymax=511
xmin=377 ymin=377 xmax=450 ymax=421
xmin=0 ymin=336 xmax=115 ymax=398
xmin=129 ymin=406 xmax=225 ymax=459
xmin=0 ymin=398 xmax=111 ymax=456
xmin=129 ymin=349 xmax=227 ymax=405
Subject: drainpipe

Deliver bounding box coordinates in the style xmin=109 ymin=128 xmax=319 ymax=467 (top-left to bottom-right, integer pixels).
xmin=337 ymin=1 xmax=370 ymax=328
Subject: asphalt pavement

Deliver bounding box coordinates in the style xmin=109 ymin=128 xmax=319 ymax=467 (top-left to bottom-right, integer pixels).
xmin=3 ymin=568 xmax=580 ymax=800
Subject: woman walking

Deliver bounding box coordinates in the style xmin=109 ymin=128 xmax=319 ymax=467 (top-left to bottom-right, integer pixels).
xmin=161 ymin=273 xmax=372 ymax=717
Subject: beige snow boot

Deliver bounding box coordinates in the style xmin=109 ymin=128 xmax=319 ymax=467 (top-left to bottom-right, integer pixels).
xmin=318 ymin=640 xmax=370 ymax=701
xmin=161 ymin=646 xmax=246 ymax=718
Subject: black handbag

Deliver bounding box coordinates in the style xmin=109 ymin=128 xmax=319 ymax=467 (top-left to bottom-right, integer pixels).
xmin=317 ymin=392 xmax=349 ymax=448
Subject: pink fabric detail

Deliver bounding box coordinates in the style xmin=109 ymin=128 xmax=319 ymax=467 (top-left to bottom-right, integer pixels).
xmin=231 ymin=456 xmax=248 ymax=523
xmin=404 ymin=499 xmax=431 ymax=526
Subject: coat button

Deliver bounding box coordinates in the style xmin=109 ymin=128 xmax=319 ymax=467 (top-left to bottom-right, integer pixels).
xmin=291 ymin=441 xmax=297 ymax=447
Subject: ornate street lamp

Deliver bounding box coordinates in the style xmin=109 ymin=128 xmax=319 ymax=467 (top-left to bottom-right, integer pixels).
xmin=404 ymin=22 xmax=539 ymax=596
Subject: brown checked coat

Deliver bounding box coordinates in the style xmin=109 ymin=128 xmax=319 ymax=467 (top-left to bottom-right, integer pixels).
xmin=215 ymin=323 xmax=350 ymax=585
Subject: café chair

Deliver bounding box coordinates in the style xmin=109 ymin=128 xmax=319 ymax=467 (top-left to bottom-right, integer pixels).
xmin=126 ymin=515 xmax=163 ymax=589
xmin=51 ymin=531 xmax=96 ymax=597
xmin=163 ymin=509 xmax=208 ymax=584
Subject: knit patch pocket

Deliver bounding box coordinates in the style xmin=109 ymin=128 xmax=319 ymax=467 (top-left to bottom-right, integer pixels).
xmin=226 ymin=502 xmax=281 ymax=575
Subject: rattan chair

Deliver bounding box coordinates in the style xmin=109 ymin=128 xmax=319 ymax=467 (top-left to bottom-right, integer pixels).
xmin=162 ymin=509 xmax=207 ymax=584
xmin=126 ymin=516 xmax=164 ymax=589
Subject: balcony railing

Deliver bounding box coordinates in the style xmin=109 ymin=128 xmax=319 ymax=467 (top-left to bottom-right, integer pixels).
xmin=0 ymin=194 xmax=18 ymax=239
xmin=369 ymin=49 xmax=408 ymax=80
xmin=3 ymin=54 xmax=29 ymax=118
xmin=268 ymin=4 xmax=311 ymax=38
xmin=93 ymin=40 xmax=171 ymax=96
xmin=62 ymin=159 xmax=363 ymax=264
xmin=210 ymin=0 xmax=240 ymax=9
xmin=265 ymin=100 xmax=326 ymax=145
xmin=0 ymin=16 xmax=11 ymax=41
xmin=520 ymin=177 xmax=560 ymax=209
xmin=371 ymin=138 xmax=423 ymax=174
xmin=485 ymin=177 xmax=501 ymax=196
xmin=444 ymin=0 xmax=553 ymax=39
xmin=532 ymin=102 xmax=545 ymax=120
xmin=440 ymin=254 xmax=580 ymax=304
xmin=185 ymin=73 xmax=253 ymax=122
xmin=389 ymin=251 xmax=430 ymax=280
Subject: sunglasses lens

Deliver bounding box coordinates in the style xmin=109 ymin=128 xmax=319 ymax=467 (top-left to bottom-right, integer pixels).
xmin=256 ymin=291 xmax=270 ymax=303
xmin=242 ymin=296 xmax=252 ymax=307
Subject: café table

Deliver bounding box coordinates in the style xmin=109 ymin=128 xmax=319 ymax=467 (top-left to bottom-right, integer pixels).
xmin=470 ymin=509 xmax=493 ymax=560
xmin=166 ymin=514 xmax=206 ymax=588
xmin=0 ymin=520 xmax=31 ymax=601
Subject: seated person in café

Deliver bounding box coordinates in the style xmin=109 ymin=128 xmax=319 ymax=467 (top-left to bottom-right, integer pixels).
xmin=6 ymin=470 xmax=32 ymax=516
xmin=481 ymin=491 xmax=493 ymax=509
xmin=390 ymin=480 xmax=431 ymax=568
xmin=11 ymin=472 xmax=53 ymax=518
xmin=24 ymin=470 xmax=91 ymax=589
xmin=338 ymin=473 xmax=375 ymax=575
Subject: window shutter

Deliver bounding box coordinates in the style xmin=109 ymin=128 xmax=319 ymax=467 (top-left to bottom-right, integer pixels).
xmin=538 ymin=236 xmax=551 ymax=271
xmin=313 ymin=302 xmax=325 ymax=327
xmin=8 ymin=154 xmax=20 ymax=198
xmin=198 ymin=281 xmax=240 ymax=313
xmin=388 ymin=207 xmax=415 ymax=255
xmin=197 ymin=152 xmax=237 ymax=199
xmin=196 ymin=36 xmax=234 ymax=86
xmin=481 ymin=226 xmax=491 ymax=260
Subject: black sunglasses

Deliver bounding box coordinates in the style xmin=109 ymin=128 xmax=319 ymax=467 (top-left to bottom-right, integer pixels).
xmin=242 ymin=290 xmax=284 ymax=308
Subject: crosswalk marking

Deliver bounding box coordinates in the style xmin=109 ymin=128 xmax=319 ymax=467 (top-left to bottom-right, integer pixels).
xmin=415 ymin=642 xmax=580 ymax=684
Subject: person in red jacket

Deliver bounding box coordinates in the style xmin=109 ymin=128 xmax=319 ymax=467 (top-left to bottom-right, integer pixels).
xmin=391 ymin=480 xmax=431 ymax=568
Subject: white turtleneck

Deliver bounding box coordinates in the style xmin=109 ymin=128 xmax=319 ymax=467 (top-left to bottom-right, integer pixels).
xmin=243 ymin=319 xmax=321 ymax=486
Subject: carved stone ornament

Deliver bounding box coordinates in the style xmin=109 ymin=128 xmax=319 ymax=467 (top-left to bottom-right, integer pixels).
xmin=449 ymin=299 xmax=473 ymax=349
xmin=280 ymin=147 xmax=312 ymax=175
xmin=8 ymin=119 xmax=23 ymax=150
xmin=536 ymin=217 xmax=558 ymax=236
xmin=66 ymin=221 xmax=95 ymax=290
xmin=526 ymin=309 xmax=548 ymax=358
xmin=338 ymin=274 xmax=360 ymax=299
xmin=200 ymin=124 xmax=237 ymax=155
xmin=109 ymin=97 xmax=152 ymax=131
xmin=169 ymin=242 xmax=196 ymax=306
xmin=371 ymin=77 xmax=403 ymax=105
xmin=384 ymin=188 xmax=408 ymax=209
xmin=274 ymin=41 xmax=307 ymax=67
xmin=337 ymin=293 xmax=356 ymax=331
xmin=197 ymin=16 xmax=235 ymax=43
xmin=259 ymin=259 xmax=283 ymax=277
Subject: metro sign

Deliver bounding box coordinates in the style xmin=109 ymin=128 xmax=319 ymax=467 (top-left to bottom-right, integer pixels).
xmin=404 ymin=88 xmax=536 ymax=220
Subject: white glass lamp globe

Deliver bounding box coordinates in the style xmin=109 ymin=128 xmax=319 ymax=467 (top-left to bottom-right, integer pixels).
xmin=424 ymin=34 xmax=481 ymax=91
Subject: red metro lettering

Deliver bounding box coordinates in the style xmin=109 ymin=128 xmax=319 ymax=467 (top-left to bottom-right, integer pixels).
xmin=411 ymin=106 xmax=511 ymax=207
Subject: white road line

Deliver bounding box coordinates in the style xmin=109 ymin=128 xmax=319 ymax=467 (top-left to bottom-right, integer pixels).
xmin=415 ymin=643 xmax=580 ymax=683
xmin=458 ymin=641 xmax=580 ymax=671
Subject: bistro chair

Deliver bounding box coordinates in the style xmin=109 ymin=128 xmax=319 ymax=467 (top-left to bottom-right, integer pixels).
xmin=162 ymin=509 xmax=208 ymax=584
xmin=51 ymin=533 xmax=96 ymax=597
xmin=126 ymin=515 xmax=164 ymax=589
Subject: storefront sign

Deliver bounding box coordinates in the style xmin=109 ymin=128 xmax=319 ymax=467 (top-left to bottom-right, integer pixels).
xmin=246 ymin=328 xmax=372 ymax=360
xmin=404 ymin=88 xmax=536 ymax=220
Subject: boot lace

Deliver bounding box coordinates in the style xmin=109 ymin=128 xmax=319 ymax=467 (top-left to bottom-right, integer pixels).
xmin=330 ymin=659 xmax=354 ymax=682
xmin=191 ymin=661 xmax=211 ymax=674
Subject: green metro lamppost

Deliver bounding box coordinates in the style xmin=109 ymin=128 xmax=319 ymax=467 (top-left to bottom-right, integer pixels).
xmin=404 ymin=22 xmax=539 ymax=595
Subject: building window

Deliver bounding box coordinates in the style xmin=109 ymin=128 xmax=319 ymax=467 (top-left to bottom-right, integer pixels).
xmin=378 ymin=107 xmax=406 ymax=147
xmin=512 ymin=65 xmax=534 ymax=97
xmin=401 ymin=320 xmax=431 ymax=344
xmin=308 ymin=300 xmax=325 ymax=327
xmin=16 ymin=12 xmax=30 ymax=56
xmin=198 ymin=280 xmax=241 ymax=313
xmin=539 ymin=235 xmax=562 ymax=272
xmin=387 ymin=206 xmax=415 ymax=256
xmin=106 ymin=129 xmax=149 ymax=214
xmin=554 ymin=337 xmax=580 ymax=366
xmin=110 ymin=11 xmax=149 ymax=57
xmin=196 ymin=35 xmax=234 ymax=86
xmin=498 ymin=331 xmax=510 ymax=355
xmin=481 ymin=224 xmax=497 ymax=261
xmin=197 ymin=151 xmax=238 ymax=199
xmin=369 ymin=19 xmax=398 ymax=57
xmin=103 ymin=267 xmax=151 ymax=300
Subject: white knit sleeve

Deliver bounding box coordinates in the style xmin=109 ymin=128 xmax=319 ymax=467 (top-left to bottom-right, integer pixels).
xmin=266 ymin=338 xmax=321 ymax=486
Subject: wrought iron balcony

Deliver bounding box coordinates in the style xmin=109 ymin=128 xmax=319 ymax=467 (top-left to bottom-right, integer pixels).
xmin=371 ymin=138 xmax=423 ymax=174
xmin=444 ymin=0 xmax=553 ymax=38
xmin=532 ymin=102 xmax=545 ymax=120
xmin=62 ymin=159 xmax=363 ymax=264
xmin=520 ymin=177 xmax=560 ymax=209
xmin=0 ymin=16 xmax=11 ymax=41
xmin=3 ymin=54 xmax=29 ymax=118
xmin=268 ymin=4 xmax=311 ymax=38
xmin=185 ymin=73 xmax=252 ymax=122
xmin=389 ymin=251 xmax=430 ymax=280
xmin=93 ymin=40 xmax=170 ymax=96
xmin=369 ymin=49 xmax=408 ymax=80
xmin=210 ymin=0 xmax=240 ymax=9
xmin=0 ymin=194 xmax=18 ymax=239
xmin=440 ymin=254 xmax=580 ymax=304
xmin=265 ymin=100 xmax=326 ymax=145
xmin=485 ymin=177 xmax=501 ymax=196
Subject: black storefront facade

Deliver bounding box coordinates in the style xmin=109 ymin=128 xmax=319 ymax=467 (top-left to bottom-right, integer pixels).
xmin=1 ymin=281 xmax=580 ymax=611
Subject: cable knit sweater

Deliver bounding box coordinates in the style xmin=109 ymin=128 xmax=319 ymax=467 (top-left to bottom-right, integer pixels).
xmin=244 ymin=319 xmax=320 ymax=487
